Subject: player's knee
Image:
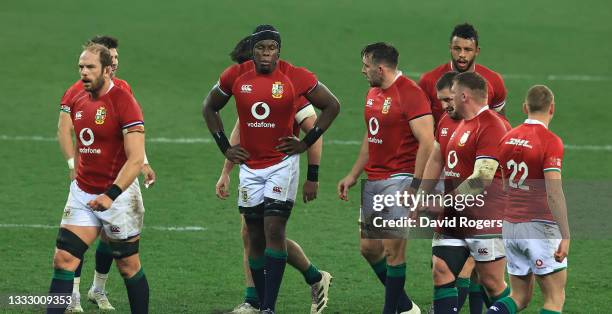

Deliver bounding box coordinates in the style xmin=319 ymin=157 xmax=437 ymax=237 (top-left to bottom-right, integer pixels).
xmin=511 ymin=292 xmax=532 ymax=310
xmin=383 ymin=247 xmax=404 ymax=264
xmin=264 ymin=221 xmax=286 ymax=244
xmin=542 ymin=288 xmax=565 ymax=308
xmin=52 ymin=249 xmax=80 ymax=270
xmin=240 ymin=222 xmax=249 ymax=241
xmin=115 ymin=257 xmax=141 ymax=278
xmin=55 ymin=227 xmax=88 ymax=269
xmin=359 ymin=241 xmax=383 ymax=262
xmin=432 ymin=258 xmax=455 ymax=285
xmin=478 ymin=271 xmax=505 ymax=293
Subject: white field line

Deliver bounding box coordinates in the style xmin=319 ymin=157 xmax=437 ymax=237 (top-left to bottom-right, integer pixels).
xmin=0 ymin=223 xmax=207 ymax=232
xmin=404 ymin=71 xmax=612 ymax=82
xmin=1 ymin=134 xmax=610 ymax=151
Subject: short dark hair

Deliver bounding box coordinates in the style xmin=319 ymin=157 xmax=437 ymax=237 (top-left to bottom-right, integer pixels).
xmin=453 ymin=72 xmax=487 ymax=99
xmin=84 ymin=43 xmax=113 ymax=68
xmin=89 ymin=35 xmax=119 ymax=49
xmin=450 ymin=23 xmax=479 ymax=46
xmin=361 ymin=42 xmax=399 ymax=68
xmin=230 ymin=35 xmax=252 ymax=64
xmin=436 ymin=71 xmax=459 ymax=91
xmin=525 ymin=85 xmax=554 ymax=113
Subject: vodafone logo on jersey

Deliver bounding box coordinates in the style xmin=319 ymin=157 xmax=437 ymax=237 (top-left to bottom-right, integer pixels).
xmin=367 ymin=117 xmax=382 ymax=144
xmin=78 ymin=128 xmax=101 ymax=154
xmin=444 ymin=150 xmax=460 ymax=178
xmin=248 ymin=102 xmax=275 ymax=128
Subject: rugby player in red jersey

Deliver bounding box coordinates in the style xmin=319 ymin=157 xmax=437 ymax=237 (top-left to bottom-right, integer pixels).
xmin=58 ymin=35 xmax=156 ymax=312
xmin=337 ymin=42 xmax=434 ymax=314
xmin=202 ymin=25 xmax=340 ymax=314
xmin=418 ymin=23 xmax=507 ymax=125
xmin=487 ymin=85 xmax=569 ymax=314
xmin=215 ymin=35 xmax=332 ymax=314
xmin=417 ymin=72 xmax=509 ymax=313
xmin=47 ymin=43 xmax=148 ymax=314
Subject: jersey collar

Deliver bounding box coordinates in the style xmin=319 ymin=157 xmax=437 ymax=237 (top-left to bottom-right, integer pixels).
xmin=476 ymin=105 xmax=489 ymax=116
xmin=524 ymin=118 xmax=548 ymax=129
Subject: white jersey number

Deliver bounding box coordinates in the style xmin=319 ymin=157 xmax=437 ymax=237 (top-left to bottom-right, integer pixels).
xmin=506 ymin=160 xmax=529 ymax=191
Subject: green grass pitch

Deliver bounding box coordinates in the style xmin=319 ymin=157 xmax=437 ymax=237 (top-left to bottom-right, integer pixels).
xmin=1 ymin=0 xmax=611 ymax=312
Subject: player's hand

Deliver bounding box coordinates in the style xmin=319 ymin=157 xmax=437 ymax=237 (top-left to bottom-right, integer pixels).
xmin=225 ymin=145 xmax=250 ymax=164
xmin=69 ymin=169 xmax=76 ymax=181
xmin=302 ymin=180 xmax=318 ymax=203
xmin=216 ymin=173 xmax=231 ymax=200
xmin=337 ymin=175 xmax=357 ymax=201
xmin=142 ymin=164 xmax=156 ymax=188
xmin=555 ymin=238 xmax=570 ymax=262
xmin=275 ymin=136 xmax=308 ymax=155
xmin=87 ymin=194 xmax=113 ymax=212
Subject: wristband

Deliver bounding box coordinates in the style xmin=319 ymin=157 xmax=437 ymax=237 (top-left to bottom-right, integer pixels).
xmin=409 ymin=178 xmax=422 ymax=191
xmin=67 ymin=158 xmax=75 ymax=170
xmin=104 ymin=184 xmax=123 ymax=201
xmin=302 ymin=126 xmax=324 ymax=147
xmin=213 ymin=131 xmax=231 ymax=154
xmin=307 ymin=164 xmax=319 ymax=182
xmin=143 ymin=153 xmax=149 ymax=165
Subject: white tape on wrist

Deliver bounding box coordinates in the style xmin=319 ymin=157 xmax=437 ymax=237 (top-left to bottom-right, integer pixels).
xmin=144 ymin=154 xmax=149 ymax=165
xmin=67 ymin=158 xmax=75 ymax=170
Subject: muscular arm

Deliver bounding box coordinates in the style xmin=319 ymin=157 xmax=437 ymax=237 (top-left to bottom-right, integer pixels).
xmin=409 ymin=115 xmax=435 ymax=181
xmin=57 ymin=112 xmax=78 ymax=178
xmin=202 ymin=87 xmax=231 ymax=136
xmin=544 ymin=171 xmax=570 ymax=239
xmin=337 ymin=133 xmax=368 ymax=201
xmin=453 ymin=158 xmax=499 ymax=196
xmin=304 ymin=82 xmax=340 ymax=132
xmin=300 ymin=115 xmax=322 ymax=166
xmin=417 ymin=141 xmax=443 ymax=194
xmin=113 ymin=131 xmax=145 ymax=190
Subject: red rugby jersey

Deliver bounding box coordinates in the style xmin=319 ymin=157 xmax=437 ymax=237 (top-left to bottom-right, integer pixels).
xmin=218 ymin=60 xmax=317 ymax=169
xmin=61 ymin=82 xmax=144 ymax=194
xmin=364 ymin=74 xmax=431 ymax=180
xmin=496 ymin=120 xmax=564 ymax=223
xmin=418 ymin=62 xmax=507 ymax=124
xmin=442 ymin=107 xmax=508 ymax=236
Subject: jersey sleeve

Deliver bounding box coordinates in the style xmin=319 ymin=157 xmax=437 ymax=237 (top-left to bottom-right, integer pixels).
xmin=290 ymin=67 xmax=318 ymax=96
xmin=59 ymin=84 xmax=79 ymax=113
xmin=217 ymin=64 xmax=241 ymax=96
xmin=401 ymin=84 xmax=432 ymax=121
xmin=116 ymin=92 xmax=145 ymax=131
xmin=417 ymin=74 xmax=435 ymax=105
xmin=489 ymin=73 xmax=507 ymax=110
xmin=543 ymin=134 xmax=564 ymax=172
xmin=475 ymin=118 xmax=507 ymax=160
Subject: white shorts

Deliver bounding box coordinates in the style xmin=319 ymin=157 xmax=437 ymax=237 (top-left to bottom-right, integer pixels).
xmin=237 ymin=155 xmax=299 ymax=207
xmin=503 ymin=221 xmax=568 ymax=276
xmin=61 ymin=180 xmax=145 ymax=240
xmin=432 ymin=233 xmax=506 ymax=262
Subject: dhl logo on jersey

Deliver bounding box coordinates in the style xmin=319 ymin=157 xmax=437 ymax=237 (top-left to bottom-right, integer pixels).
xmin=272 ymin=81 xmax=284 ymax=99
xmin=95 ymin=106 xmax=107 ymax=125
xmin=382 ymin=97 xmax=392 ymax=114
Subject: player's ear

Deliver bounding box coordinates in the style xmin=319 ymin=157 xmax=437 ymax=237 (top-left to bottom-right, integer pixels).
xmin=522 ymin=102 xmax=528 ymax=114
xmin=549 ymin=102 xmax=555 ymax=116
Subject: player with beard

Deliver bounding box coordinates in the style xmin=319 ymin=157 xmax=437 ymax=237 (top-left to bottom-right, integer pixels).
xmin=203 ymin=25 xmax=340 ymax=314
xmin=338 ymin=42 xmax=434 ymax=314
xmin=47 ymin=43 xmax=149 ymax=314
xmin=417 ymin=72 xmax=509 ymax=313
xmin=215 ymin=35 xmax=332 ymax=314
xmin=59 ymin=35 xmax=156 ymax=313
xmin=418 ymin=23 xmax=507 ymax=125
xmin=422 ymin=71 xmax=485 ymax=314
